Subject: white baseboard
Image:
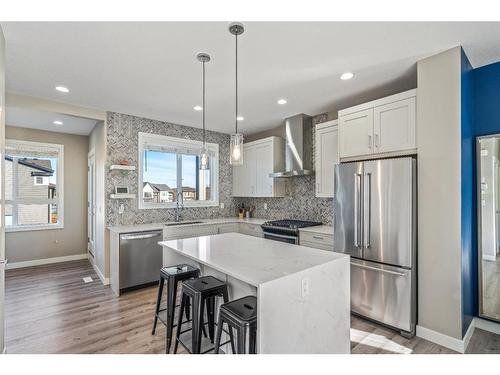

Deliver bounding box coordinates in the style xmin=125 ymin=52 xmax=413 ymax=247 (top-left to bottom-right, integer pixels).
xmin=5 ymin=253 xmax=88 ymax=270
xmin=483 ymin=255 xmax=497 ymax=262
xmin=474 ymin=317 xmax=500 ymax=335
xmin=416 ymin=321 xmax=475 ymax=353
xmin=91 ymin=260 xmax=110 ymax=286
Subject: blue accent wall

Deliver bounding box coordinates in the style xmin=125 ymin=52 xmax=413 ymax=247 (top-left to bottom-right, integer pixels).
xmin=461 ymin=58 xmax=500 ymax=335
xmin=461 ymin=48 xmax=475 ymax=336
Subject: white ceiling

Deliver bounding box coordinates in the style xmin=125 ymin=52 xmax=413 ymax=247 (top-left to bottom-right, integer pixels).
xmin=2 ymin=22 xmax=500 ymax=135
xmin=6 ymin=106 xmax=98 ymax=135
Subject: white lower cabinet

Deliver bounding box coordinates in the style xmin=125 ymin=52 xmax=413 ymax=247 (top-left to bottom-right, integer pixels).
xmin=218 ymin=223 xmax=237 ymax=234
xmin=238 ymin=223 xmax=263 ymax=237
xmin=164 ymin=224 xmax=218 ymax=240
xmin=299 ymin=231 xmax=334 ymax=251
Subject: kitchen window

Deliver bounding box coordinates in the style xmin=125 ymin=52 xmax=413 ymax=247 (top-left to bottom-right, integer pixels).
xmin=138 ymin=132 xmax=219 ymax=209
xmin=5 ymin=139 xmax=64 ymax=231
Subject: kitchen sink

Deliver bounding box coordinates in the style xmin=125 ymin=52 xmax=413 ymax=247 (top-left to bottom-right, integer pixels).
xmin=164 ymin=221 xmax=204 ymax=226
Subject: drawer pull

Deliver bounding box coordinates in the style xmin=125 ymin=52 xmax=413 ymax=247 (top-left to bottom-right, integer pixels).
xmin=312 ymin=236 xmax=324 ymax=240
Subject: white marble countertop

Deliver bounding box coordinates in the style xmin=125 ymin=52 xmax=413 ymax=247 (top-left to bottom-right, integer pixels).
xmin=108 ymin=217 xmax=267 ymax=234
xmin=159 ymin=232 xmax=347 ymax=287
xmin=298 ymin=225 xmax=333 ymax=236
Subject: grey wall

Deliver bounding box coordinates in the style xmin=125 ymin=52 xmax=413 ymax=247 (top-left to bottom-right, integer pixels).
xmin=235 ymin=113 xmax=334 ymax=225
xmin=89 ymin=120 xmax=108 ymax=278
xmin=105 ymin=112 xmax=236 ymax=226
xmin=5 ymin=126 xmax=88 ymax=263
xmin=417 ymin=47 xmax=463 ymax=339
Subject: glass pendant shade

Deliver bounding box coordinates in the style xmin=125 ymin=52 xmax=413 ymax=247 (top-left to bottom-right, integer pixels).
xmin=200 ymin=144 xmax=209 ymax=170
xmin=230 ymin=133 xmax=244 ymax=165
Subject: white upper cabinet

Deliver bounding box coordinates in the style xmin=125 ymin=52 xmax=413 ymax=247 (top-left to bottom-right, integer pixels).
xmin=338 ymin=109 xmax=373 ymax=158
xmin=315 ymin=120 xmax=339 ymax=198
xmin=232 ymin=136 xmax=285 ymax=197
xmin=338 ymin=89 xmax=417 ymax=159
xmin=374 ymin=97 xmax=416 ymax=153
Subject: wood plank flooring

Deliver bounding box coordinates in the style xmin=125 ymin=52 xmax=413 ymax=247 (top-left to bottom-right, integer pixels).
xmin=4 ymin=260 xmax=500 ymax=354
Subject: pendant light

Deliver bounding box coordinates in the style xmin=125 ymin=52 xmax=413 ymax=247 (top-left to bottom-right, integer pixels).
xmin=197 ymin=52 xmax=211 ymax=170
xmin=229 ymin=22 xmax=244 ymax=166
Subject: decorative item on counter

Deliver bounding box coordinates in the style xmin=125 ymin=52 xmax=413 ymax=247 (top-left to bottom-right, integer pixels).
xmin=238 ymin=203 xmax=245 ymax=219
xmin=118 ymin=160 xmax=130 ymax=166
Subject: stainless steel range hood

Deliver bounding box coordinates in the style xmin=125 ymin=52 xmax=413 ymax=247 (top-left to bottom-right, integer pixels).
xmin=269 ymin=114 xmax=313 ymax=178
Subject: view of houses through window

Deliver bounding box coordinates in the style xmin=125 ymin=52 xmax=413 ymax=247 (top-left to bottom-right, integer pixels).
xmin=142 ymin=150 xmax=211 ymax=204
xmin=138 ymin=133 xmax=218 ymax=208
xmin=4 ymin=140 xmax=63 ymax=229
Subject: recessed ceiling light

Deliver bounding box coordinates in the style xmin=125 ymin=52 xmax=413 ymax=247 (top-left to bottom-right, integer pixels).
xmin=236 ymin=116 xmax=244 ymax=121
xmin=193 ymin=105 xmax=203 ymax=111
xmin=53 ymin=120 xmax=63 ymax=125
xmin=55 ymin=86 xmax=69 ymax=93
xmin=340 ymin=72 xmax=354 ymax=80
xmin=277 ymin=99 xmax=287 ymax=105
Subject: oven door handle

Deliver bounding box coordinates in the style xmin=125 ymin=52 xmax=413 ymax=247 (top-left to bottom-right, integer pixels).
xmin=264 ymin=232 xmax=298 ymax=242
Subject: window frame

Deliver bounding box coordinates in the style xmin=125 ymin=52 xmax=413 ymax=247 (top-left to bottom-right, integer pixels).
xmin=138 ymin=132 xmax=219 ymax=209
xmin=5 ymin=139 xmax=65 ymax=232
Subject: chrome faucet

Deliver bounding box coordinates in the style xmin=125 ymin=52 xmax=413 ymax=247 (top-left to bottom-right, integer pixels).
xmin=175 ymin=191 xmax=184 ymax=222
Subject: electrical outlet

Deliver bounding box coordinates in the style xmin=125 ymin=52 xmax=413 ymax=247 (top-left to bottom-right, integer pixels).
xmin=119 ymin=204 xmax=125 ymax=214
xmin=220 ymin=203 xmax=225 ymax=209
xmin=301 ymin=278 xmax=309 ymax=297
xmin=264 ymin=203 xmax=268 ymax=210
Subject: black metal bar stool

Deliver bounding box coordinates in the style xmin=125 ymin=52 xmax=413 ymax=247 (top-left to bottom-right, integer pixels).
xmin=173 ymin=275 xmax=232 ymax=354
xmin=214 ymin=295 xmax=257 ymax=354
xmin=152 ymin=264 xmax=199 ymax=353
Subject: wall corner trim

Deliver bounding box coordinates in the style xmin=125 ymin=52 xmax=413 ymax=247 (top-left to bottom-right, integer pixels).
xmin=5 ymin=253 xmax=87 ymax=270
xmin=90 ymin=257 xmax=110 ymax=286
xmin=416 ymin=323 xmax=475 ymax=353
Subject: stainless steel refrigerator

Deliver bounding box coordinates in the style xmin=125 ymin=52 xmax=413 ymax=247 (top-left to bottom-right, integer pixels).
xmin=333 ymin=157 xmax=416 ymax=337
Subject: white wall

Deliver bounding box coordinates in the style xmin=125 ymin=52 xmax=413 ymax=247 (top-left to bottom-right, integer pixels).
xmin=417 ymin=46 xmax=463 ymax=339
xmin=88 ymin=121 xmax=108 ymax=280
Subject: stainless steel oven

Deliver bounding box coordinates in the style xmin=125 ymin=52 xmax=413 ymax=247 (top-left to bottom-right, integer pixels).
xmin=263 ymin=231 xmax=298 ymax=244
xmin=261 ymin=219 xmax=322 ymax=245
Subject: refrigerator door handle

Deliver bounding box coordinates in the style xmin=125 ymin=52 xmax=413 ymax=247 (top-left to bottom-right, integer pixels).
xmin=354 ymin=173 xmax=362 ymax=248
xmin=351 ymin=262 xmax=408 ymax=277
xmin=364 ymin=172 xmax=372 ymax=249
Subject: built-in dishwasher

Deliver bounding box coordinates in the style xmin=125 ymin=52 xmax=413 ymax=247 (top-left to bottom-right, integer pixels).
xmin=119 ymin=230 xmax=163 ymax=291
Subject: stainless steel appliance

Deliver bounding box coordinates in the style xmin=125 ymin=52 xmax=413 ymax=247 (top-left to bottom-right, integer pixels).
xmin=269 ymin=114 xmax=314 ymax=178
xmin=261 ymin=219 xmax=322 ymax=244
xmin=119 ymin=230 xmax=163 ymax=291
xmin=334 ymin=157 xmax=416 ymax=336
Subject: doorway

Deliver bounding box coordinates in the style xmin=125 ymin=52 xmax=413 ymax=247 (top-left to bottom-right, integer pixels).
xmin=88 ymin=149 xmax=96 ymax=263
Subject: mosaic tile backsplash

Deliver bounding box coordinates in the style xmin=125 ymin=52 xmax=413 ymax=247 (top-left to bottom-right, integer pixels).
xmin=105 ymin=112 xmax=236 ymax=226
xmin=105 ymin=111 xmax=333 ymax=226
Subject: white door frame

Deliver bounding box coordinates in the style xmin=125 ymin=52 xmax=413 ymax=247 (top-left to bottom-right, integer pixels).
xmin=87 ymin=148 xmax=96 ymax=263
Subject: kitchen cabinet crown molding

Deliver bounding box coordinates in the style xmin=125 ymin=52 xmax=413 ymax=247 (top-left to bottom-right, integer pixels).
xmin=338 ymin=89 xmax=416 ymax=117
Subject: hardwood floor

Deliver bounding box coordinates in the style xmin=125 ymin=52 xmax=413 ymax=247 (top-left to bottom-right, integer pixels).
xmin=4 ymin=260 xmax=500 ymax=354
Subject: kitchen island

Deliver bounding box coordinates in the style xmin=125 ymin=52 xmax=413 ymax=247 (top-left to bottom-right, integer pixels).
xmin=159 ymin=232 xmax=350 ymax=354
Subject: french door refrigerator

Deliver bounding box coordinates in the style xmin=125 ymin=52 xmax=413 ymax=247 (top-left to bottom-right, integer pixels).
xmin=333 ymin=157 xmax=416 ymax=337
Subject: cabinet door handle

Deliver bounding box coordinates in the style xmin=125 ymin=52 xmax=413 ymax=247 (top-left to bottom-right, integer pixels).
xmin=270 ymin=185 xmax=273 ymax=194
xmin=375 ymin=134 xmax=380 ymax=148
xmin=316 ymin=183 xmax=320 ymax=194
xmin=368 ymin=135 xmax=372 ymax=149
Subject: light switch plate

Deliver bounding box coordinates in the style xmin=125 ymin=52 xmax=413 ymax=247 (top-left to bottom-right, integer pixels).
xmin=264 ymin=203 xmax=268 ymax=210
